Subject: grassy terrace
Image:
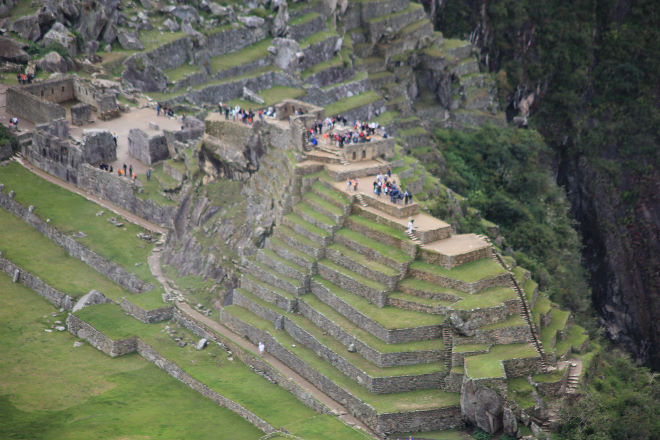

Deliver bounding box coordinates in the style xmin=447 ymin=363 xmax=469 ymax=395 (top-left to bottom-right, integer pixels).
xmin=276 ymin=225 xmax=321 ymax=250
xmin=328 ymin=243 xmax=400 ymax=277
xmin=209 ymin=38 xmax=272 ymax=73
xmin=398 ymin=278 xmax=464 ymax=300
xmin=388 ymin=290 xmax=455 ymax=308
xmin=0 ymin=207 xmax=134 ymax=302
xmin=75 ymin=303 xmax=146 ymax=340
xmin=223 ymin=305 xmax=459 ymax=413
xmin=290 ymin=11 xmax=320 ymax=26
xmin=366 ymin=2 xmax=423 ymax=24
xmin=347 ymin=214 xmax=408 ymax=240
xmin=236 ymin=289 xmax=444 ymax=378
xmin=248 ymin=259 xmax=302 ymax=289
xmin=479 ymin=313 xmax=526 ymax=330
xmin=230 ymin=86 xmax=306 ymax=110
xmin=295 ymin=201 xmax=337 ymax=226
xmin=285 ymin=212 xmax=330 ymax=237
xmin=452 ymin=344 xmax=489 ymax=353
xmin=409 ymin=258 xmax=506 ymax=283
xmin=0 ymin=162 xmax=162 ymax=289
xmin=0 ymin=274 xmax=263 ymax=440
xmin=398 ymin=126 xmax=427 ymax=138
xmin=555 ymin=324 xmax=589 ymax=356
xmin=507 ymin=377 xmax=535 ymax=409
xmin=523 ymin=278 xmax=538 ymax=302
xmin=336 ymin=228 xmax=412 ymax=264
xmin=300 ymin=29 xmax=338 ymax=48
xmin=312 ymin=180 xmax=350 ymax=204
xmin=301 ymin=294 xmax=442 ymax=353
xmin=165 ymin=63 xmax=201 ymax=82
xmin=266 ymin=236 xmax=315 ymax=264
xmin=319 ymin=258 xmax=388 ymax=291
xmin=533 ymin=369 xmax=565 ymax=384
xmin=75 ymin=306 xmax=369 ymax=440
xmin=325 ymin=90 xmax=382 ymax=116
xmin=302 ymin=192 xmax=344 ymax=216
xmin=260 ymin=248 xmax=307 ymax=275
xmin=373 ymin=110 xmax=400 ymax=126
xmin=512 ymin=266 xmax=526 ymax=283
xmin=540 ymin=308 xmax=571 ymax=349
xmin=313 ymin=275 xmax=443 ymax=328
xmin=532 ymin=296 xmax=552 ymax=326
xmin=464 ymin=344 xmax=539 ymax=379
xmin=301 ymin=56 xmax=343 ymax=79
xmin=321 ymin=71 xmax=368 ymax=91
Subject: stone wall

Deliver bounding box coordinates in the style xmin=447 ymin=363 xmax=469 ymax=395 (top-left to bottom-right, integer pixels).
xmin=453 ymin=325 xmax=531 ymax=346
xmin=7 ymin=86 xmax=66 ymax=123
xmin=120 ymin=298 xmax=173 ymax=323
xmin=358 ymin=0 xmax=410 ymax=21
xmin=206 ymin=26 xmax=267 ymax=58
xmin=71 ymin=103 xmax=93 ymax=126
xmin=341 ymin=98 xmax=386 ymax=122
xmin=365 ymin=4 xmax=426 ymax=43
xmin=378 ymin=406 xmax=464 ymax=434
xmin=171 ymin=307 xmax=331 ymax=416
xmin=300 ymin=35 xmax=340 ymax=71
xmin=21 ymin=77 xmax=75 ymax=103
xmin=343 ymin=138 xmax=395 ymax=162
xmin=420 ymin=246 xmax=491 ymax=269
xmin=344 ymin=215 xmax=417 ymax=257
xmin=66 ymin=313 xmax=138 ymax=357
xmin=136 ymin=339 xmax=276 ymax=434
xmin=408 ymin=267 xmax=510 ymax=294
xmin=128 ymin=128 xmax=169 ymax=165
xmin=0 ymin=253 xmax=75 ymax=310
xmin=0 ymin=190 xmax=152 ymax=293
xmin=73 ymin=77 xmax=119 ymax=120
xmin=360 ymin=190 xmax=418 ymax=218
xmin=503 ymin=356 xmax=543 ymax=378
xmin=303 ymin=64 xmax=355 ymax=89
xmin=145 ymin=36 xmax=193 ymax=71
xmin=81 ymin=129 xmax=117 ymax=164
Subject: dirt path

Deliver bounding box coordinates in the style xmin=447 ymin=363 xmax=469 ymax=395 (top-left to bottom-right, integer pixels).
xmin=147 ymin=241 xmax=377 ymax=439
xmin=13 ymin=156 xmax=166 ymax=234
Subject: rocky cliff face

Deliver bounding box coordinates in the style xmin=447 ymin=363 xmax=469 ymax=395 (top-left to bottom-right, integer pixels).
xmin=429 ymin=0 xmax=660 ymax=368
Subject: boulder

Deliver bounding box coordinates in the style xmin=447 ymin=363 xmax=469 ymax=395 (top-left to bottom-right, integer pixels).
xmin=118 ymin=30 xmax=144 ymax=50
xmin=0 ymin=36 xmax=29 ymax=63
xmin=237 ymin=15 xmax=265 ymax=28
xmin=81 ymin=129 xmax=116 ymax=163
xmin=76 ymin=5 xmax=109 ymax=40
xmin=37 ymin=51 xmax=71 ymax=73
xmin=242 ymin=86 xmax=264 ymax=104
xmin=101 ymin=21 xmax=117 ymax=44
xmin=42 ymin=22 xmax=77 ymax=56
xmin=461 ymin=377 xmax=504 ymax=434
xmin=10 ymin=13 xmax=41 ymax=41
xmin=164 ymin=5 xmax=200 ymax=24
xmin=208 ymin=3 xmax=235 ymax=21
xmin=272 ymin=1 xmax=289 ymax=37
xmin=72 ymin=289 xmax=111 ymax=312
xmin=162 ymin=18 xmax=179 ymax=32
xmin=196 ymin=338 xmax=208 ymax=350
xmin=269 ymin=38 xmax=301 ymax=72
xmin=122 ymin=54 xmax=168 ymax=92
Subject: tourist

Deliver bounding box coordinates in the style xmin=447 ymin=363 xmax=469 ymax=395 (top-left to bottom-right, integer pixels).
xmin=346 ymin=178 xmax=351 ymax=191
xmin=387 ymin=168 xmax=392 ymax=178
xmin=146 ymin=169 xmax=151 ymax=181
xmin=258 ymin=341 xmax=265 ymax=355
xmin=123 ymin=163 xmax=127 ymax=176
xmin=353 ymin=178 xmax=358 ymax=192
xmin=408 ymin=218 xmax=414 ymax=234
xmin=112 ymin=133 xmax=117 ymax=147
xmin=156 ymin=103 xmax=161 ymax=116
xmin=129 ymin=165 xmax=133 ymax=177
xmin=404 ymin=190 xmax=410 ymax=205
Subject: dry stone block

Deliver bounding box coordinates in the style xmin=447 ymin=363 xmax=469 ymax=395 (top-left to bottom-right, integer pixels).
xmin=128 ymin=128 xmax=170 ymax=165
xmin=71 ymin=103 xmax=93 ymax=126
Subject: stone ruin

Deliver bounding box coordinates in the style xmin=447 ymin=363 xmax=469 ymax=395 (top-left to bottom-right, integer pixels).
xmin=128 ymin=128 xmax=169 ymax=165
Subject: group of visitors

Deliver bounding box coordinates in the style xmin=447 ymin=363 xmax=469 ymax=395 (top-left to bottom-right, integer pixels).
xmin=98 ymin=162 xmax=113 ymax=173
xmin=372 ymin=172 xmax=412 ymax=204
xmin=16 ymin=73 xmax=34 ymax=84
xmin=117 ymin=163 xmax=136 ymax=180
xmin=218 ymin=102 xmax=268 ymax=125
xmin=156 ymin=103 xmax=175 ymax=118
xmin=8 ymin=117 xmax=18 ymax=130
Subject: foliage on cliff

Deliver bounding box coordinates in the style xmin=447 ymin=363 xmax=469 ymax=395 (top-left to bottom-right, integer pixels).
xmin=559 ymin=349 xmax=660 ymax=439
xmin=428 ymin=125 xmax=592 ymax=321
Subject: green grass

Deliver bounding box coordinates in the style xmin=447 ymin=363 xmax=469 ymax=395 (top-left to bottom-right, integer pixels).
xmin=387 ymin=291 xmax=454 ymax=308
xmin=373 ymin=110 xmax=400 ymax=126
xmin=300 ymin=29 xmax=338 ymax=48
xmin=259 ymin=248 xmax=306 ymax=277
xmin=347 ymin=214 xmax=408 ymax=240
xmin=452 ymin=344 xmax=489 ymax=353
xmin=366 ymin=2 xmax=423 ymax=24
xmin=512 ymin=266 xmax=526 ymax=283
xmin=443 ymin=38 xmax=470 ymax=50
xmin=395 ymin=429 xmax=471 ymax=440
xmin=165 ymin=63 xmax=201 ymax=82
xmin=325 ymin=90 xmax=382 ymax=116
xmin=523 ymin=278 xmax=538 ymax=303
xmin=540 ymin=307 xmax=570 ymax=349
xmin=398 ymin=278 xmax=464 ymax=300
xmin=318 ymin=258 xmax=387 ymax=291
xmin=336 ymin=228 xmax=412 ymax=264
xmin=479 ymin=313 xmax=526 ymax=330
xmin=74 ymin=303 xmax=146 ymax=340
xmin=313 ymin=275 xmax=443 ymax=328
xmin=409 ymin=258 xmax=506 ymax=283
xmin=555 ymin=324 xmax=589 ymax=356
xmin=311 ymin=180 xmax=349 ymax=205
xmin=0 ymin=162 xmax=162 ymax=290
xmin=321 ymin=71 xmax=368 ymax=91
xmin=533 ymin=369 xmax=565 ymax=383
xmin=464 ymin=344 xmax=538 ymax=379
xmin=532 ymin=295 xmax=552 ymax=326
xmin=290 ymin=11 xmax=320 ymax=26
xmin=136 ymin=171 xmax=178 ymax=206
xmin=139 ymin=29 xmax=187 ymax=52
xmin=302 ymin=192 xmax=344 ymax=216
xmin=302 ymin=56 xmax=343 ymax=79
xmin=266 ymin=236 xmax=314 ymax=263
xmin=0 ymin=208 xmax=132 ymax=302
xmin=223 ymin=305 xmax=459 ymax=413
xmin=327 ymin=243 xmax=400 ymax=276
xmin=209 ymin=38 xmax=273 ymax=73
xmin=285 ymin=212 xmax=330 ymax=237
xmin=229 ymin=86 xmax=307 ymax=110
xmin=295 ymin=201 xmax=336 ymax=226
xmin=507 ymin=377 xmax=535 ymax=409
xmin=399 ymin=126 xmax=428 ymax=137
xmin=9 ymin=0 xmax=38 ymax=17
xmin=0 ymin=273 xmax=262 ymax=439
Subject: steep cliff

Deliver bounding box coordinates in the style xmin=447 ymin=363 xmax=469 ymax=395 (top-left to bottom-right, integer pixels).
xmin=429 ymin=0 xmax=660 ymax=368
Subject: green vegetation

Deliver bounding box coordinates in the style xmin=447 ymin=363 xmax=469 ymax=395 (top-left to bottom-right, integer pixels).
xmin=347 ymin=214 xmax=408 ymax=240
xmin=301 ymin=56 xmax=343 ymax=79
xmin=336 ymin=228 xmax=411 ymax=264
xmin=507 ymin=377 xmax=535 ymax=409
xmin=464 ymin=344 xmax=538 ymax=378
xmin=559 ymin=349 xmax=660 ymax=439
xmin=209 ymin=38 xmax=272 ymax=72
xmin=165 ymin=63 xmax=201 ymax=82
xmin=0 ymin=273 xmax=262 ymax=440
xmin=409 ymin=258 xmax=505 ymax=283
xmin=0 ymin=163 xmax=161 ymax=290
xmin=0 ymin=207 xmax=131 ymax=302
xmin=432 ymin=126 xmax=592 ymax=323
xmin=327 ymin=243 xmax=400 ymax=276
xmin=325 ymin=90 xmax=382 ymax=116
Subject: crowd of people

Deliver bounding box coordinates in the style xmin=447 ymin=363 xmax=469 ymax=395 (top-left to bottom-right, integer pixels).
xmin=345 ymin=170 xmax=414 ymax=206
xmin=156 ymin=103 xmax=175 ymax=118
xmin=308 ymin=114 xmax=386 ymax=148
xmin=16 ymin=73 xmax=35 ymax=84
xmin=8 ymin=117 xmax=19 ymax=131
xmin=217 ymin=102 xmax=272 ymax=125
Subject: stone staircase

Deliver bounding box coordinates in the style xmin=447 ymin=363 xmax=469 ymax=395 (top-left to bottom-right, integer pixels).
xmin=442 ymin=326 xmax=453 ymax=370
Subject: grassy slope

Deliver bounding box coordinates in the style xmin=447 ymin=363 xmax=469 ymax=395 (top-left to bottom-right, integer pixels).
xmin=0 ymin=273 xmax=262 ymax=440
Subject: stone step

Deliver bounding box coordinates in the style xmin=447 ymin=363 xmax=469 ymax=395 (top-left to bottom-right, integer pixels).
xmin=240 ymin=274 xmax=298 ymax=313
xmin=256 ymin=248 xmax=310 ymax=285
xmin=282 ymin=213 xmax=332 ymax=246
xmin=326 ymin=243 xmax=401 ymax=289
xmin=292 ymin=201 xmax=338 ymax=234
xmin=273 ymin=225 xmax=325 ymax=259
xmin=311 ymin=276 xmax=445 ymax=343
xmin=334 ymin=228 xmax=411 ymax=274
xmin=303 ymin=150 xmax=343 ymax=164
xmin=265 ymin=236 xmax=316 ymax=272
xmin=317 ymin=259 xmax=389 ymax=307
xmin=243 ymin=259 xmax=305 ymax=297
xmin=302 ymin=191 xmax=345 ymax=224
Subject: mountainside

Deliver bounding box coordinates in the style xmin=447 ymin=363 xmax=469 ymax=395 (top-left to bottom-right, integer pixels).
xmin=427 ymin=0 xmax=660 ymax=369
